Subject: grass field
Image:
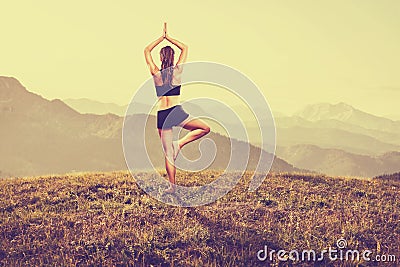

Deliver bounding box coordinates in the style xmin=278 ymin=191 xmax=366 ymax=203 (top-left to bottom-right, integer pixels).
xmin=0 ymin=170 xmax=399 ymax=266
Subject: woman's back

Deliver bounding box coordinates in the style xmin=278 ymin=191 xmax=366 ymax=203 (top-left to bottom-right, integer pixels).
xmin=155 ymin=66 xmax=182 ymax=110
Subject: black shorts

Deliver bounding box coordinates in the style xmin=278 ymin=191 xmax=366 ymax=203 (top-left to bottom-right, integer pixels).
xmin=157 ymin=105 xmax=189 ymax=129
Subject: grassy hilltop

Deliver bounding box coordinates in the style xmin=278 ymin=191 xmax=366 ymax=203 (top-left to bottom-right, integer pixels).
xmin=0 ymin=171 xmax=399 ymax=266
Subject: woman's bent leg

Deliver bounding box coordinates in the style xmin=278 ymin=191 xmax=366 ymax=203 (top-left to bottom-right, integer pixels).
xmin=176 ymin=117 xmax=210 ymax=157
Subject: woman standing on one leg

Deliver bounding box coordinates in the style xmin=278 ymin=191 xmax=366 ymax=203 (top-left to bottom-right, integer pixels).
xmin=144 ymin=23 xmax=210 ymax=193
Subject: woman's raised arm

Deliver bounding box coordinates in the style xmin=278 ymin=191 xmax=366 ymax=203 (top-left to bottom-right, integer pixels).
xmin=144 ymin=35 xmax=164 ymax=75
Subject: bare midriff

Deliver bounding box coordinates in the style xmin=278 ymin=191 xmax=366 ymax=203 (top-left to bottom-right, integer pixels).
xmin=158 ymin=95 xmax=181 ymax=110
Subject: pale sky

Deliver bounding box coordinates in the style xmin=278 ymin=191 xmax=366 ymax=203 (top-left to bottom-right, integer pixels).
xmin=1 ymin=0 xmax=400 ymax=117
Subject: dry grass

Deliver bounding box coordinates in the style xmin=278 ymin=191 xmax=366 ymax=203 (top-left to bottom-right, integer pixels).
xmin=0 ymin=170 xmax=399 ymax=266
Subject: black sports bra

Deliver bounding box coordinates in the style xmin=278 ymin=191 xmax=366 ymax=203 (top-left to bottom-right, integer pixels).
xmin=155 ymin=83 xmax=181 ymax=97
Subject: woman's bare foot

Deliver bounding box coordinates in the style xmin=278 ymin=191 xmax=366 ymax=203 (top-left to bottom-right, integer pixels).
xmin=172 ymin=140 xmax=181 ymax=160
xmin=164 ymin=186 xmax=176 ymax=194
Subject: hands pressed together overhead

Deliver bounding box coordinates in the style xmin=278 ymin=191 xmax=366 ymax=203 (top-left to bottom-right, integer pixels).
xmin=144 ymin=22 xmax=188 ymax=74
xmin=163 ymin=22 xmax=170 ymax=41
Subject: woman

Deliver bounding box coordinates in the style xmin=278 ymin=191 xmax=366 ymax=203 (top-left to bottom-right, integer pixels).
xmin=144 ymin=23 xmax=210 ymax=193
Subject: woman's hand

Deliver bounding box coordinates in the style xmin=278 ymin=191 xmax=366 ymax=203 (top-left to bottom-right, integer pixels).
xmin=163 ymin=22 xmax=171 ymax=40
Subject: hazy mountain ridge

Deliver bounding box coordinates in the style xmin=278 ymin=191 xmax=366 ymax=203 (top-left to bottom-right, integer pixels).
xmin=276 ymin=144 xmax=400 ymax=177
xmin=0 ymin=77 xmax=79 ymax=118
xmin=64 ymin=97 xmax=212 ymax=118
xmin=290 ymin=102 xmax=400 ymax=146
xmin=62 ymin=94 xmax=400 ymax=177
xmin=296 ymin=102 xmax=400 ymax=133
xmin=276 ymin=126 xmax=400 ymax=155
xmin=274 ymin=102 xmax=400 ymax=175
xmin=0 ymin=77 xmax=126 ymax=177
xmin=385 ymin=114 xmax=400 ymax=121
xmin=65 ymin=98 xmax=400 ymax=149
xmin=276 ymin=116 xmax=400 ymax=146
xmin=0 ymin=76 xmax=300 ymax=178
xmin=64 ymin=98 xmax=129 ymax=116
xmin=2 ymin=76 xmax=399 ymax=178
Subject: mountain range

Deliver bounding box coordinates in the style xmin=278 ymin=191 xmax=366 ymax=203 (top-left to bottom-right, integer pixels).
xmin=62 ymin=98 xmax=400 ymax=177
xmin=277 ymin=103 xmax=400 ymax=176
xmin=0 ymin=76 xmax=300 ymax=178
xmin=296 ymin=102 xmax=400 ymax=134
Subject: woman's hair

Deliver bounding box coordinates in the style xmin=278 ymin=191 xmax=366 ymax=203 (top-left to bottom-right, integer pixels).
xmin=160 ymin=46 xmax=175 ymax=85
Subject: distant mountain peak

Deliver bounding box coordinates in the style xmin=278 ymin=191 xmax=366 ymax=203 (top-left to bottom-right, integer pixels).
xmin=295 ymin=101 xmax=400 ymax=132
xmin=335 ymin=102 xmax=354 ymax=110
xmin=296 ymin=102 xmax=356 ymax=122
